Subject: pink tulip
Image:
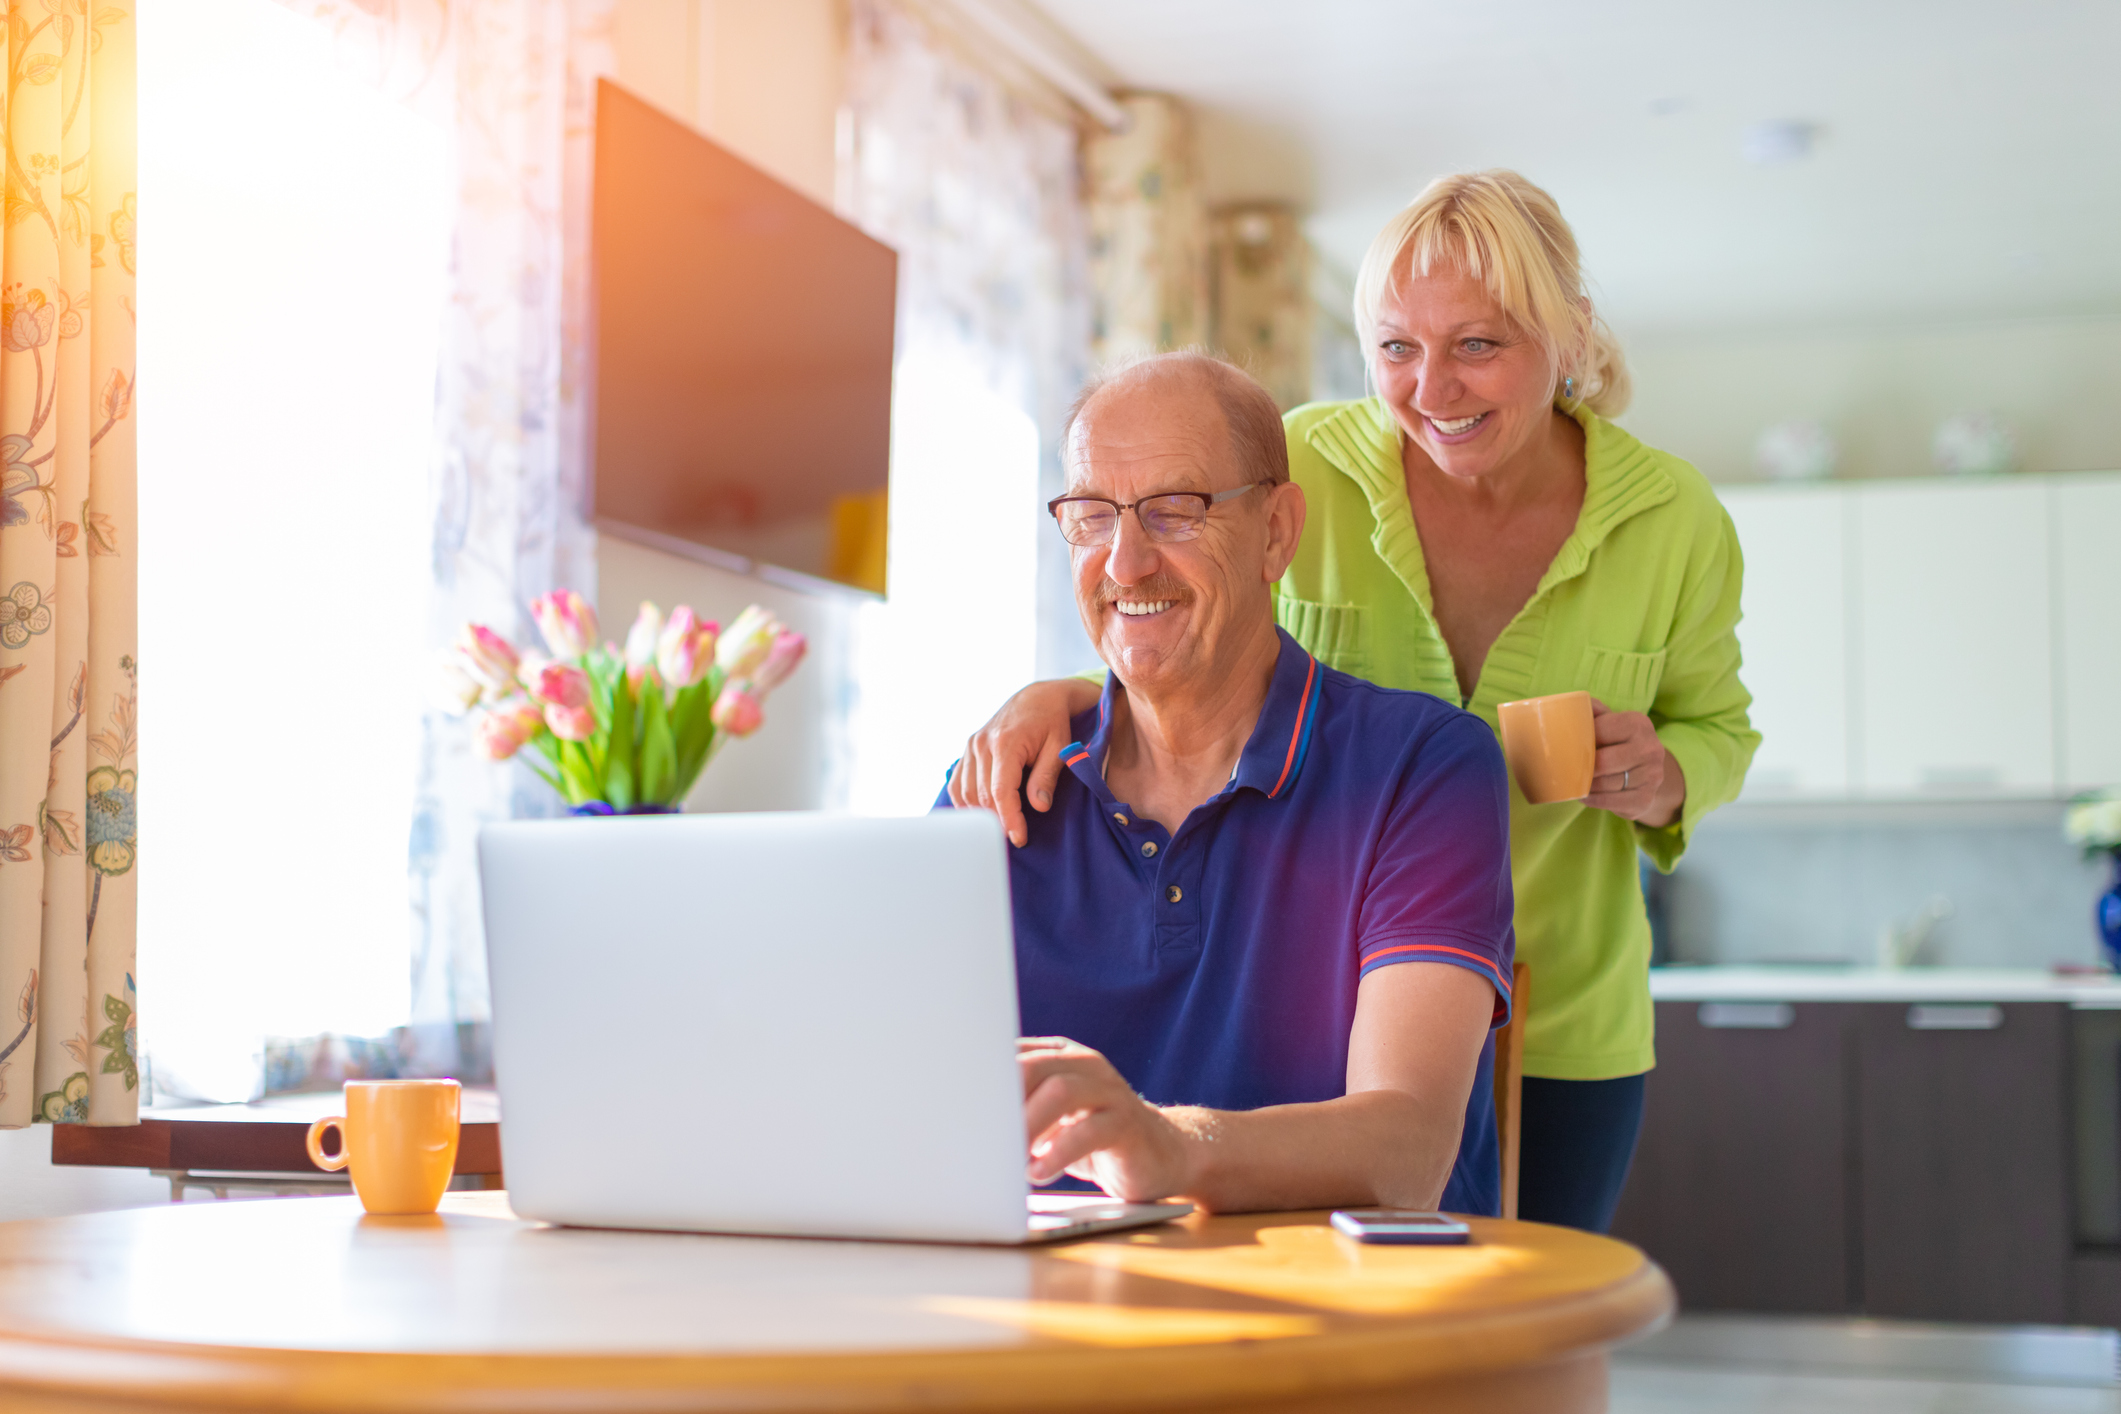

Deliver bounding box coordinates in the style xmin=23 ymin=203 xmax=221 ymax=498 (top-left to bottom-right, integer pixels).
xmin=624 ymin=602 xmax=662 ymax=669
xmin=711 ymin=680 xmax=764 ymax=737
xmin=544 ymin=701 xmax=597 ymax=742
xmin=475 ymin=705 xmax=544 ymax=760
xmin=715 ymin=605 xmax=779 ymax=679
xmin=751 ymin=630 xmax=807 ymax=694
xmin=529 ymin=662 xmax=592 ymax=711
xmin=530 ymin=590 xmax=598 ymax=659
xmin=454 ymin=623 xmax=520 ymax=697
xmin=656 ymin=606 xmax=715 ymax=688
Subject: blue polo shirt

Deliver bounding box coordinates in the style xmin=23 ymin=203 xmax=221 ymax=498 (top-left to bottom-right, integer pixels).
xmin=938 ymin=628 xmax=1516 ymax=1215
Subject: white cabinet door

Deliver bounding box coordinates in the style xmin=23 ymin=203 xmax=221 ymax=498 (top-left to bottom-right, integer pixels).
xmin=1853 ymin=480 xmax=2054 ymax=795
xmin=1720 ymin=485 xmax=1852 ymax=797
xmin=2055 ymin=474 xmax=2121 ymax=791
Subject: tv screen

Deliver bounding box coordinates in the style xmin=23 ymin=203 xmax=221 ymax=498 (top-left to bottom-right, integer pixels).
xmin=590 ymin=79 xmax=897 ymax=596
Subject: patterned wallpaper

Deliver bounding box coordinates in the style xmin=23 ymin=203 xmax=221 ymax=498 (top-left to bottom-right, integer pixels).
xmin=1211 ymin=203 xmax=1312 ymax=411
xmin=1086 ymin=93 xmax=1208 ymax=361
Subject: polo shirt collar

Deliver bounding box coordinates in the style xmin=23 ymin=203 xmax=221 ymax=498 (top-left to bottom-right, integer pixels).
xmin=1059 ymin=627 xmax=1325 ymax=805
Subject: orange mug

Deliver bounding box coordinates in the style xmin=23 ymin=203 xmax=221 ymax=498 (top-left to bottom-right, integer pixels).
xmin=305 ymin=1079 xmax=461 ymax=1215
xmin=1496 ymin=691 xmax=1596 ymax=804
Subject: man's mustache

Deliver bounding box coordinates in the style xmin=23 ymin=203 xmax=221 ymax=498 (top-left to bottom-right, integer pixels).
xmin=1096 ymin=575 xmax=1191 ymax=606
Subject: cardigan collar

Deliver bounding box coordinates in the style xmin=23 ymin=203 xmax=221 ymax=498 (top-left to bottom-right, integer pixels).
xmin=1299 ymin=397 xmax=1676 ymax=615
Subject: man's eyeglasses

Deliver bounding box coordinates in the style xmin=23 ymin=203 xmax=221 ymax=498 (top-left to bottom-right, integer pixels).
xmin=1047 ymin=483 xmax=1266 ymax=548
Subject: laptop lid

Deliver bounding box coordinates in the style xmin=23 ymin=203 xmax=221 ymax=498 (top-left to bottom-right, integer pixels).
xmin=480 ymin=811 xmax=1030 ymax=1243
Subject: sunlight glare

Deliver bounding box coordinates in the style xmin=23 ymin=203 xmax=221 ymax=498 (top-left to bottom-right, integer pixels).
xmin=138 ymin=0 xmax=452 ymax=1098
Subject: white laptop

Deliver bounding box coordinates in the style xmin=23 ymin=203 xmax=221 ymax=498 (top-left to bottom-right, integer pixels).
xmin=478 ymin=810 xmax=1190 ymax=1244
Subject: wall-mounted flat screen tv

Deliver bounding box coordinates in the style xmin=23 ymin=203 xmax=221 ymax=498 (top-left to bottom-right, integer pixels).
xmin=590 ymin=79 xmax=897 ymax=596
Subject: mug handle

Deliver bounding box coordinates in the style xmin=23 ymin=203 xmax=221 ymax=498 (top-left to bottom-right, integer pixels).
xmin=306 ymin=1116 xmax=350 ymax=1173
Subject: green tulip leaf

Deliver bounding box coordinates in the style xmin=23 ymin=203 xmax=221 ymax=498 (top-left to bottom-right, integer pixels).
xmin=639 ymin=686 xmax=677 ymax=805
xmin=671 ymin=678 xmax=720 ymax=798
xmin=558 ymin=739 xmax=600 ymax=804
xmin=604 ymin=671 xmax=637 ymax=811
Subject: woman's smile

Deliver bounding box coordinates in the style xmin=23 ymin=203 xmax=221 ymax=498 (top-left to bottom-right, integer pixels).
xmin=1424 ymin=411 xmax=1491 ymax=442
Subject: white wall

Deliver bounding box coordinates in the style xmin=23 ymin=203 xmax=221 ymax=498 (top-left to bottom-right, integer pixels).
xmin=612 ymin=0 xmax=841 ymax=207
xmin=1619 ymin=314 xmax=2121 ymax=483
xmin=0 ymin=1127 xmax=167 ymax=1224
xmin=597 ymin=536 xmax=851 ymax=811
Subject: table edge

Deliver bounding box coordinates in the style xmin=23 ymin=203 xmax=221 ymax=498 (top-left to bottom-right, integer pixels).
xmin=0 ymin=1258 xmax=1675 ymax=1412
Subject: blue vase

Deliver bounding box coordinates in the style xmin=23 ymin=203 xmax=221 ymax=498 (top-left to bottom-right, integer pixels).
xmin=569 ymin=801 xmax=682 ymax=817
xmin=2101 ymin=852 xmax=2121 ymax=974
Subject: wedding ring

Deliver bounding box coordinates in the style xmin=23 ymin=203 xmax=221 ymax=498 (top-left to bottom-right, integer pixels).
xmin=1623 ymin=769 xmax=1632 ymax=790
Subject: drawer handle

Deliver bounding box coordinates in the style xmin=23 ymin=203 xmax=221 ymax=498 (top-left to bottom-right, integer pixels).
xmin=1907 ymin=1004 xmax=2003 ymax=1031
xmin=1699 ymin=1003 xmax=1794 ymax=1029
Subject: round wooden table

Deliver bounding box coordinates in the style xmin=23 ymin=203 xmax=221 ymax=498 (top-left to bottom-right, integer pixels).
xmin=0 ymin=1192 xmax=1671 ymax=1413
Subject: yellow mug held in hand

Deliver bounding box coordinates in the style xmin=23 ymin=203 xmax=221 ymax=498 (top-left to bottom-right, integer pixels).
xmin=1497 ymin=691 xmax=1596 ymax=805
xmin=305 ymin=1079 xmax=462 ymax=1215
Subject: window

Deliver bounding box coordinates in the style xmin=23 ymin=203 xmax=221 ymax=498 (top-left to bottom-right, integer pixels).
xmin=138 ymin=0 xmax=452 ymax=1100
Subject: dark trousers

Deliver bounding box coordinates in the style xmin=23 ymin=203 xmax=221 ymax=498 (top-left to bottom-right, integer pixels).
xmin=1516 ymin=1073 xmax=1648 ymax=1234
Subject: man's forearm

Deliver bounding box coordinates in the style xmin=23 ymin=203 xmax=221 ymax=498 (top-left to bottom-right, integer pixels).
xmin=1161 ymin=1087 xmax=1468 ymax=1214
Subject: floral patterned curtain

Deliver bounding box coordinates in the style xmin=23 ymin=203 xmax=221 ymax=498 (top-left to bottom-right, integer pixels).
xmin=278 ymin=0 xmax=612 ymax=1077
xmin=0 ymin=3 xmax=139 ymax=1129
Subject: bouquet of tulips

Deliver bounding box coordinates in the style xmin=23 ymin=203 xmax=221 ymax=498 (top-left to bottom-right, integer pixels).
xmin=445 ymin=590 xmax=806 ymax=814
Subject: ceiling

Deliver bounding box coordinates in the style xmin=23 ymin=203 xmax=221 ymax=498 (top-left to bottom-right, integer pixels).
xmin=1033 ymin=0 xmax=2121 ymax=338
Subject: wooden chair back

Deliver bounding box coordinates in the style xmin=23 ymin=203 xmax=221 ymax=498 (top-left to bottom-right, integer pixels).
xmin=1491 ymin=963 xmax=1531 ymax=1220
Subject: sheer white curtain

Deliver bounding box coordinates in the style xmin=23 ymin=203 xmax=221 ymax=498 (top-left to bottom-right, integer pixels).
xmin=143 ymin=0 xmax=613 ymax=1099
xmin=293 ymin=0 xmax=618 ymax=1081
xmin=838 ymin=0 xmax=1095 ymax=815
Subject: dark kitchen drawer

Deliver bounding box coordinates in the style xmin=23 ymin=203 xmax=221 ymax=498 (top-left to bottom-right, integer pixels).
xmin=1612 ymin=1000 xmax=1854 ymax=1313
xmin=1855 ymin=1002 xmax=2071 ymax=1324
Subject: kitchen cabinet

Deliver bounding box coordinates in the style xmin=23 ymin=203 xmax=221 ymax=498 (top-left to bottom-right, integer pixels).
xmin=1721 ymin=487 xmax=1852 ymax=798
xmin=1614 ymin=989 xmax=2087 ymax=1322
xmin=1854 ymin=1002 xmax=2071 ymax=1323
xmin=1717 ymin=473 xmax=2120 ymax=801
xmin=2054 ymin=474 xmax=2121 ymax=791
xmin=1609 ymin=1001 xmax=1852 ymax=1312
xmin=1852 ymin=480 xmax=2055 ymax=796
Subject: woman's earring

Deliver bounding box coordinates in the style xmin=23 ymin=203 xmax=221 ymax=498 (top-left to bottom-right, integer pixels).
xmin=1562 ymin=375 xmax=1577 ymax=400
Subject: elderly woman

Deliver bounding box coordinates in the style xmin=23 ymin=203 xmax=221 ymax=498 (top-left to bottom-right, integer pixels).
xmin=954 ymin=170 xmax=1758 ymax=1233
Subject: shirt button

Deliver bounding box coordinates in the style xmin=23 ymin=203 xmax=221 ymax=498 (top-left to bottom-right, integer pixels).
xmin=1166 ymin=885 xmax=1183 ymax=904
xmin=1113 ymin=813 xmax=1129 ymax=826
xmin=1140 ymin=841 xmax=1157 ymax=858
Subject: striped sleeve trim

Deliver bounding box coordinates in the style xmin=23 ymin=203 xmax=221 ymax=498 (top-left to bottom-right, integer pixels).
xmin=1358 ymin=941 xmax=1513 ymax=1025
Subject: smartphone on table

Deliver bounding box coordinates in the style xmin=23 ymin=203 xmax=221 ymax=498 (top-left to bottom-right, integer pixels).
xmin=1329 ymin=1209 xmax=1472 ymax=1245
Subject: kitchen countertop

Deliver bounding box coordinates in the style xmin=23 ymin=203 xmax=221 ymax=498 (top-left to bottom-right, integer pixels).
xmin=1649 ymin=965 xmax=2121 ymax=1008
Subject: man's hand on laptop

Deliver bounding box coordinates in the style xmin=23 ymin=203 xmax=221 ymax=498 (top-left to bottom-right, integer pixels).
xmin=1016 ymin=967 xmax=1494 ymax=1214
xmin=1019 ymin=1037 xmax=1191 ymax=1200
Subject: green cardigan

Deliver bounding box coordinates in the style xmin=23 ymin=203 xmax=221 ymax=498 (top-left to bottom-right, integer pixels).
xmin=1279 ymin=398 xmax=1759 ymax=1080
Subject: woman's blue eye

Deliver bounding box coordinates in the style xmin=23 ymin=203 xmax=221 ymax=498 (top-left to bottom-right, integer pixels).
xmin=1464 ymin=339 xmax=1492 ymax=352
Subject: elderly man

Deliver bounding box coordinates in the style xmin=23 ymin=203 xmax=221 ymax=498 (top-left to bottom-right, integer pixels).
xmin=942 ymin=352 xmax=1514 ymax=1215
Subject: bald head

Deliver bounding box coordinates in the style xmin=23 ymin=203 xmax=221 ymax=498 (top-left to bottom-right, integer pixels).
xmin=1062 ymin=351 xmax=1289 ymax=489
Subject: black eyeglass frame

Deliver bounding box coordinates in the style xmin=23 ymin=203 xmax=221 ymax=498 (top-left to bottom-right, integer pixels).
xmin=1045 ymin=482 xmax=1267 ymax=547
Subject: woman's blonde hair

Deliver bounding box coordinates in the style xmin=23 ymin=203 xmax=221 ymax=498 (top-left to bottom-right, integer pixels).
xmin=1352 ymin=170 xmax=1631 ymax=418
